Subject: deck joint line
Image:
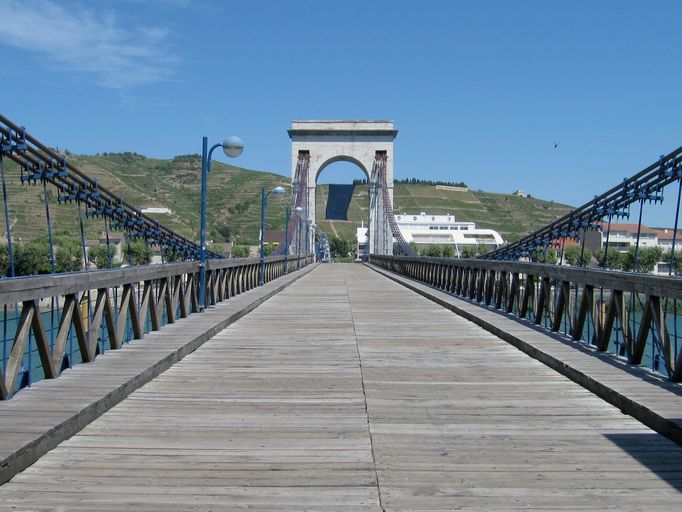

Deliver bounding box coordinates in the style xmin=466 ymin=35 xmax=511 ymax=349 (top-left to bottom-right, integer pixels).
xmin=344 ymin=267 xmax=386 ymax=512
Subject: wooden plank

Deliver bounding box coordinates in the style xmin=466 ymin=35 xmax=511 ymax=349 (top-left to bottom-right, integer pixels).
xmin=1 ymin=264 xmax=681 ymax=511
xmin=0 ymin=264 xmax=317 ymax=488
xmin=372 ymin=263 xmax=682 ymax=440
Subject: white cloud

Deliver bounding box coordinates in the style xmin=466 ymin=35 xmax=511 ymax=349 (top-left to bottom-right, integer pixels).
xmin=0 ymin=0 xmax=175 ymax=88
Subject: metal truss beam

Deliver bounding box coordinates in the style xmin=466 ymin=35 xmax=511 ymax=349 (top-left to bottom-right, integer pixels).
xmin=484 ymin=147 xmax=682 ymax=260
xmin=0 ymin=114 xmax=214 ymax=260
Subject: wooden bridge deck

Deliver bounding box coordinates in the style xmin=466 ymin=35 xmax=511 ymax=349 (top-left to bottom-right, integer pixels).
xmin=0 ymin=264 xmax=681 ymax=510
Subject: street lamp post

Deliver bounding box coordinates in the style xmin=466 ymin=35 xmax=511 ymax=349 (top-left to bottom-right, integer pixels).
xmin=200 ymin=135 xmax=243 ymax=312
xmin=260 ymin=186 xmax=285 ymax=285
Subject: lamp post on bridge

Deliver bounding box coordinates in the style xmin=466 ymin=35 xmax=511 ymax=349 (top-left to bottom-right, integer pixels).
xmin=200 ymin=136 xmax=243 ymax=312
xmin=260 ymin=186 xmax=286 ymax=285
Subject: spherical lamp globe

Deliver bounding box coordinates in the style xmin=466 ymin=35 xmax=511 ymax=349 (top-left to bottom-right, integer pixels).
xmin=223 ymin=136 xmax=244 ymax=158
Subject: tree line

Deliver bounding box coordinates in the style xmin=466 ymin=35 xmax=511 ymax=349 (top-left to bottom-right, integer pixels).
xmin=350 ymin=178 xmax=468 ymax=187
xmin=526 ymin=245 xmax=681 ymax=274
xmin=394 ymin=178 xmax=468 ymax=187
xmin=394 ymin=243 xmax=491 ymax=258
xmin=229 ymin=231 xmax=682 ymax=275
xmin=0 ymin=234 xmax=155 ymax=277
xmin=398 ymin=242 xmax=681 ymax=274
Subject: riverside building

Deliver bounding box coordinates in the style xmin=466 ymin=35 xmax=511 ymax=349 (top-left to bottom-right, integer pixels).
xmin=395 ymin=212 xmax=504 ymax=255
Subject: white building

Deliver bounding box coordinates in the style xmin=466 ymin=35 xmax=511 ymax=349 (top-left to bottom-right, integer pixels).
xmin=588 ymin=222 xmax=682 ymax=275
xmin=651 ymin=228 xmax=682 ymax=252
xmin=594 ymin=222 xmax=679 ymax=252
xmin=356 ymin=225 xmax=369 ymax=260
xmin=141 ymin=207 xmax=172 ymax=214
xmin=395 ymin=212 xmax=504 ymax=253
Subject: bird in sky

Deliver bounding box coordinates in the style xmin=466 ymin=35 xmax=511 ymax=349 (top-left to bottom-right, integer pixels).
xmin=554 ymin=142 xmax=559 ymax=149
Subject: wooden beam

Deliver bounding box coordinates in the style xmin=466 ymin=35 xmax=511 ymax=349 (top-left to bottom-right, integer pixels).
xmin=73 ymin=293 xmax=90 ymax=363
xmin=572 ymin=285 xmax=593 ymax=341
xmin=51 ymin=294 xmax=77 ymax=375
xmin=29 ymin=299 xmax=55 ymax=379
xmin=507 ymin=273 xmax=519 ymax=314
xmin=127 ymin=284 xmax=142 ymax=340
xmin=520 ymin=275 xmax=534 ymax=319
xmin=3 ymin=301 xmax=35 ymax=396
xmin=86 ymin=288 xmax=108 ymax=359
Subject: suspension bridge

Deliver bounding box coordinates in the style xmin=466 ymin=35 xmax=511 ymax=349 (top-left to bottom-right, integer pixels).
xmin=0 ymin=116 xmax=681 ymax=509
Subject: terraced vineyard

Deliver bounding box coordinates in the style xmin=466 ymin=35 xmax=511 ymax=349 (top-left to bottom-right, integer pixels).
xmin=316 ymin=183 xmax=572 ymax=244
xmin=0 ymin=153 xmax=291 ymax=246
xmin=0 ymin=151 xmax=572 ymax=248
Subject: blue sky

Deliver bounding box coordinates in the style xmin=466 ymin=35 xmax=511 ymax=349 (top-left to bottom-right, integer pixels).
xmin=1 ymin=0 xmax=681 ymax=226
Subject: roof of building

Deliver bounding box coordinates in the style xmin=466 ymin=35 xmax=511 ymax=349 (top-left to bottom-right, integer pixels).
xmin=264 ymin=229 xmax=285 ymax=244
xmin=551 ymin=238 xmax=580 ymax=249
xmin=599 ymin=222 xmax=657 ymax=236
xmin=653 ymin=228 xmax=682 ymax=241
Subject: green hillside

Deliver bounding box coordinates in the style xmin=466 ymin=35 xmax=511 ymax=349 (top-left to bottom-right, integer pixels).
xmin=0 ymin=152 xmax=573 ymax=248
xmin=0 ymin=153 xmax=291 ymax=246
xmin=316 ymin=183 xmax=572 ymax=244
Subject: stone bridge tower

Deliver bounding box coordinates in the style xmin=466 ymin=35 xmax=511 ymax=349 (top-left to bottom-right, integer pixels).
xmin=288 ymin=120 xmax=397 ymax=255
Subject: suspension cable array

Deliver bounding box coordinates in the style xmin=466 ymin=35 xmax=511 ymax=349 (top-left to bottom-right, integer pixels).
xmin=274 ymin=151 xmax=415 ymax=258
xmin=0 ymin=114 xmax=212 ymax=262
xmin=272 ymin=151 xmax=309 ymax=257
xmin=484 ymin=146 xmax=682 ymax=261
xmin=374 ymin=152 xmax=418 ymax=256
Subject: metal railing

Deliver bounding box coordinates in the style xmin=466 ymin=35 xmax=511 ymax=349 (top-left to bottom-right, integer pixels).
xmin=484 ymin=147 xmax=682 ymax=261
xmin=0 ymin=254 xmax=313 ymax=399
xmin=0 ymin=114 xmax=206 ymax=260
xmin=372 ymin=255 xmax=682 ymax=382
